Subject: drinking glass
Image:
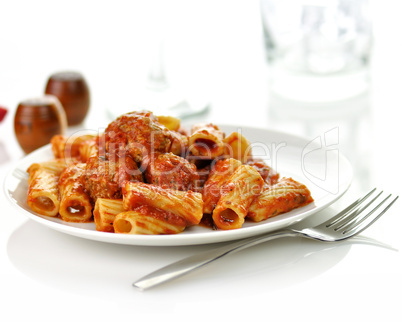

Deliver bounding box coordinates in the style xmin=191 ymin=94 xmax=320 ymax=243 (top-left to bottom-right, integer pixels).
xmin=261 ymin=0 xmax=373 ymax=102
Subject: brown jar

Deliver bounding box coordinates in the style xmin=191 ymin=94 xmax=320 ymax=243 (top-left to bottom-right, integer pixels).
xmin=45 ymin=71 xmax=90 ymax=125
xmin=14 ymin=95 xmax=67 ymax=154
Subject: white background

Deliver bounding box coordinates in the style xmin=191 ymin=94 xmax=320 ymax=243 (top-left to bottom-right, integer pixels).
xmin=1 ymin=1 xmax=401 ymax=321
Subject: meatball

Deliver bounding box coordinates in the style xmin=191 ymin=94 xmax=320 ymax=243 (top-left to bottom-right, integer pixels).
xmin=84 ymin=154 xmax=143 ymax=201
xmin=144 ymin=153 xmax=200 ymax=191
xmin=104 ymin=111 xmax=173 ymax=163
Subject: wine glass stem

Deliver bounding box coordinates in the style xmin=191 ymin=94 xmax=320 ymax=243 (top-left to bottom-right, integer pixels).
xmin=147 ymin=32 xmax=169 ymax=91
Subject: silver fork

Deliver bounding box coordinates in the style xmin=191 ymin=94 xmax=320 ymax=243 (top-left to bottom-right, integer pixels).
xmin=133 ymin=188 xmax=398 ymax=290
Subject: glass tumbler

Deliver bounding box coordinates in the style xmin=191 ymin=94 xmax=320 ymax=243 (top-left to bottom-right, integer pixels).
xmin=261 ymin=0 xmax=373 ymax=102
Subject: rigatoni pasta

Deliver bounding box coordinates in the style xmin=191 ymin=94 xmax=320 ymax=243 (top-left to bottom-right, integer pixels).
xmin=51 ymin=134 xmax=96 ymax=161
xmin=93 ymin=198 xmax=124 ymax=232
xmin=27 ymin=161 xmax=66 ymax=217
xmin=156 ymin=115 xmax=181 ymax=131
xmin=223 ymin=131 xmax=252 ymax=163
xmin=247 ymin=178 xmax=314 ymax=222
xmin=212 ymin=165 xmax=264 ymax=230
xmin=78 ymin=137 xmax=99 ymax=162
xmin=202 ymin=158 xmax=242 ymax=214
xmin=28 ymin=159 xmax=69 ymax=175
xmin=114 ymin=206 xmax=187 ymax=235
xmin=122 ymin=181 xmax=203 ymax=226
xmin=188 ymin=123 xmax=225 ymax=158
xmin=25 ymin=110 xmax=314 ymax=235
xmin=58 ymin=163 xmax=93 ymax=222
xmin=169 ymin=131 xmax=189 ymax=156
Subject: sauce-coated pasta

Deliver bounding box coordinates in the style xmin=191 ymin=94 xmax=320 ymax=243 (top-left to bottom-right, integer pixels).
xmin=26 ymin=110 xmax=314 ymax=234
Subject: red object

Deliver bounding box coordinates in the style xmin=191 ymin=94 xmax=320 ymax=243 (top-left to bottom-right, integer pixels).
xmin=0 ymin=106 xmax=7 ymax=122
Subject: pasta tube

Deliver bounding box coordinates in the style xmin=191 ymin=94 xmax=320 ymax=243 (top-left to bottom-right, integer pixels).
xmin=122 ymin=181 xmax=203 ymax=226
xmin=113 ymin=206 xmax=187 ymax=235
xmin=188 ymin=123 xmax=225 ymax=158
xmin=93 ymin=198 xmax=124 ymax=232
xmin=58 ymin=163 xmax=93 ymax=222
xmin=51 ymin=134 xmax=96 ymax=161
xmin=156 ymin=115 xmax=181 ymax=131
xmin=27 ymin=159 xmax=68 ymax=178
xmin=223 ymin=131 xmax=252 ymax=163
xmin=78 ymin=137 xmax=99 ymax=162
xmin=247 ymin=178 xmax=314 ymax=222
xmin=169 ymin=131 xmax=189 ymax=156
xmin=202 ymin=158 xmax=242 ymax=214
xmin=212 ymin=165 xmax=264 ymax=230
xmin=27 ymin=161 xmax=65 ymax=217
xmin=50 ymin=134 xmax=68 ymax=159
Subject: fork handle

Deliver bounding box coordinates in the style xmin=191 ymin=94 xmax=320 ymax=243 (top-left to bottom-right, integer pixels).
xmin=133 ymin=229 xmax=298 ymax=290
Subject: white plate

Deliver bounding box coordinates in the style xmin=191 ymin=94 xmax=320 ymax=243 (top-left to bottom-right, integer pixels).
xmin=3 ymin=126 xmax=353 ymax=246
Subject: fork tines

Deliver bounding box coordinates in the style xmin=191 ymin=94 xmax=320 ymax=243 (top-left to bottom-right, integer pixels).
xmin=325 ymin=188 xmax=399 ymax=235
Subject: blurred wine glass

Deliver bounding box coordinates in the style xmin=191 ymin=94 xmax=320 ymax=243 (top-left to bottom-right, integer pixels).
xmin=106 ymin=0 xmax=209 ymax=119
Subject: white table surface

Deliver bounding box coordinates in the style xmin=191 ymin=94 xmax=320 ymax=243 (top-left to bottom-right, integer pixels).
xmin=1 ymin=1 xmax=401 ymax=321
